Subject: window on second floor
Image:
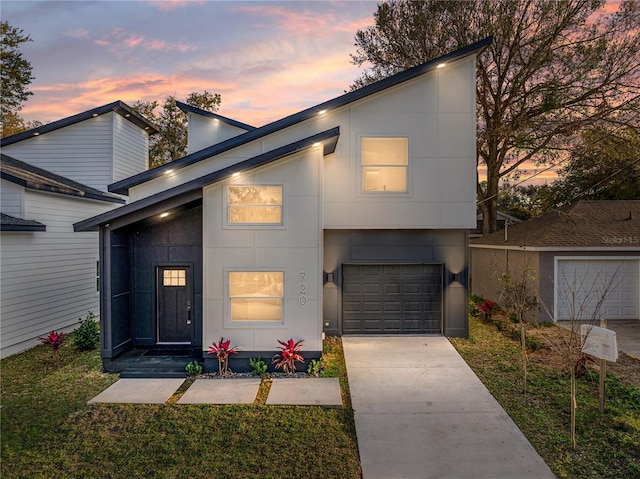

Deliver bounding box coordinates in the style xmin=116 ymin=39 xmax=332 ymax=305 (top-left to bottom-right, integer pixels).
xmin=361 ymin=137 xmax=408 ymax=193
xmin=227 ymin=185 xmax=283 ymax=225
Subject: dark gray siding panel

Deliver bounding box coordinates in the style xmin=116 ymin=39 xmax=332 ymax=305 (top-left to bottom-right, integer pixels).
xmin=130 ymin=206 xmax=203 ymax=347
xmin=110 ymin=230 xmax=131 ymax=355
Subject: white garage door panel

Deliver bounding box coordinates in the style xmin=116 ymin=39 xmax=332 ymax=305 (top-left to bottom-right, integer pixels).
xmin=556 ymin=259 xmax=639 ymax=321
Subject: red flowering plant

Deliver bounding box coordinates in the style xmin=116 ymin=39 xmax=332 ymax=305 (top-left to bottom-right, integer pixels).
xmin=478 ymin=300 xmax=495 ymax=322
xmin=272 ymin=338 xmax=304 ymax=375
xmin=207 ymin=337 xmax=239 ymax=376
xmin=38 ymin=330 xmax=65 ymax=364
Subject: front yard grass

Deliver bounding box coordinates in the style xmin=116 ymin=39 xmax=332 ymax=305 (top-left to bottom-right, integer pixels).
xmin=1 ymin=337 xmax=361 ymax=479
xmin=450 ymin=315 xmax=640 ymax=479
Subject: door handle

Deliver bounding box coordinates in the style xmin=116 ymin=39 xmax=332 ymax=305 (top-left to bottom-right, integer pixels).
xmin=186 ymin=301 xmax=192 ymax=325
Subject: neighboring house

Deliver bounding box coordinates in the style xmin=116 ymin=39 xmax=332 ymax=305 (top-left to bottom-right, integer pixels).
xmin=75 ymin=38 xmax=492 ymax=373
xmin=471 ymin=209 xmax=522 ymax=238
xmin=0 ymin=102 xmax=157 ymax=358
xmin=471 ymin=200 xmax=640 ymax=323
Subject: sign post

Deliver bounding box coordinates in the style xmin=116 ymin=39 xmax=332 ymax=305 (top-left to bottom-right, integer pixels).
xmin=580 ymin=322 xmax=618 ymax=413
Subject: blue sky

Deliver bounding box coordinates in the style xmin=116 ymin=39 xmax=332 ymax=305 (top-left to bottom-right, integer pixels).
xmin=3 ymin=0 xmax=378 ymax=126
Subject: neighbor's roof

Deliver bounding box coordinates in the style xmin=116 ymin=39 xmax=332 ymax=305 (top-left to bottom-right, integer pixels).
xmin=0 ymin=213 xmax=46 ymax=232
xmin=176 ymin=101 xmax=256 ymax=131
xmin=73 ymin=127 xmax=340 ymax=231
xmin=471 ymin=201 xmax=640 ymax=249
xmin=1 ymin=154 xmax=126 ymax=205
xmin=0 ymin=100 xmax=159 ymax=147
xmin=109 ymin=37 xmax=492 ymax=196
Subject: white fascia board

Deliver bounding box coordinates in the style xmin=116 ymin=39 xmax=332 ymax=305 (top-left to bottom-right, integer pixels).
xmin=470 ymin=244 xmax=640 ymax=252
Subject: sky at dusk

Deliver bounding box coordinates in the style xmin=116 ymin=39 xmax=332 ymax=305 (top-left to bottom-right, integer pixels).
xmin=3 ymin=0 xmax=378 ymax=127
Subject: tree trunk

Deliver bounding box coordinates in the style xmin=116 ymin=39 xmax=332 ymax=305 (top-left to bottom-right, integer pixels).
xmin=480 ymin=174 xmax=499 ymax=235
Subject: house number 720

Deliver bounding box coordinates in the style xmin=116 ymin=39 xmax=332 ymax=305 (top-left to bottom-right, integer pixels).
xmin=299 ymin=272 xmax=307 ymax=306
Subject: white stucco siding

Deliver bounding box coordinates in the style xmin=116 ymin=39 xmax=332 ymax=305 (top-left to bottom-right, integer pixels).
xmin=112 ymin=113 xmax=149 ymax=183
xmin=130 ymin=55 xmax=477 ymax=231
xmin=187 ymin=113 xmax=249 ymax=154
xmin=1 ymin=179 xmax=25 ymax=218
xmin=324 ymin=55 xmax=477 ymax=229
xmin=2 ymin=115 xmax=114 ymax=192
xmin=202 ymin=148 xmax=323 ymax=352
xmin=128 ymin=142 xmax=263 ymax=202
xmin=0 ymin=191 xmax=117 ymax=357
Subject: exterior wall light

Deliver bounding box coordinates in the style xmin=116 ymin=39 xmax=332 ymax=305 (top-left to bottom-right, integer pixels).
xmin=160 ymin=212 xmax=169 ymax=218
xmin=437 ymin=63 xmax=446 ymax=68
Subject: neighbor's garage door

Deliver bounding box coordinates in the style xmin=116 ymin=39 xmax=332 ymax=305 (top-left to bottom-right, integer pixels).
xmin=556 ymin=259 xmax=639 ymax=321
xmin=342 ymin=263 xmax=442 ymax=334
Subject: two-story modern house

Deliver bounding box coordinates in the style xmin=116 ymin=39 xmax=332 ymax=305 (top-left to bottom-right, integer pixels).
xmin=75 ymin=38 xmax=491 ymax=373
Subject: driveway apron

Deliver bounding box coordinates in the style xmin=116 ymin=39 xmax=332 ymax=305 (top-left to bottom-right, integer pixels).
xmin=342 ymin=336 xmax=557 ymax=479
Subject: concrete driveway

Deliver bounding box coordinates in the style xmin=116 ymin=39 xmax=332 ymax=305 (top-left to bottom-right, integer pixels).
xmin=342 ymin=336 xmax=556 ymax=479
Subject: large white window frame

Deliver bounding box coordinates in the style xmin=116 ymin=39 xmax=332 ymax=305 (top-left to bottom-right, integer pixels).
xmin=360 ymin=136 xmax=409 ymax=194
xmin=226 ymin=185 xmax=283 ymax=226
xmin=227 ymin=271 xmax=284 ymax=324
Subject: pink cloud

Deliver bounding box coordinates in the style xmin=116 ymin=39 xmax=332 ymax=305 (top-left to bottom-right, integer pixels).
xmin=147 ymin=0 xmax=206 ymax=13
xmin=93 ymin=28 xmax=197 ymax=52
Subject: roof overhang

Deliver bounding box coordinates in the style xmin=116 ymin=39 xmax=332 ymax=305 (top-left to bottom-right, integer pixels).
xmin=1 ymin=101 xmax=159 ymax=147
xmin=470 ymin=244 xmax=640 ymax=252
xmin=1 ymin=214 xmax=46 ymax=232
xmin=75 ymin=126 xmax=340 ymax=232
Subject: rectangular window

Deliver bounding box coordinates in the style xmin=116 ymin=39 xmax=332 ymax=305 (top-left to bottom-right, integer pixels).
xmin=163 ymin=269 xmax=186 ymax=287
xmin=229 ymin=271 xmax=283 ymax=322
xmin=361 ymin=137 xmax=408 ymax=192
xmin=228 ymin=185 xmax=283 ymax=224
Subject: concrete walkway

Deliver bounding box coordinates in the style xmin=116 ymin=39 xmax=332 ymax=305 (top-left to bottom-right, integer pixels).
xmin=342 ymin=336 xmax=556 ymax=479
xmin=88 ymin=377 xmax=342 ymax=407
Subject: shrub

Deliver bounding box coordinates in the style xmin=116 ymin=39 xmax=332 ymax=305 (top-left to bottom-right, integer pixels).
xmin=207 ymin=337 xmax=239 ymax=376
xmin=249 ymin=356 xmax=268 ymax=376
xmin=38 ymin=330 xmax=65 ymax=363
xmin=478 ymin=300 xmax=495 ymax=322
xmin=272 ymin=338 xmax=304 ymax=375
xmin=307 ymin=359 xmax=322 ymax=377
xmin=469 ymin=293 xmax=484 ymax=305
xmin=185 ymin=361 xmax=203 ymax=377
xmin=73 ymin=311 xmax=100 ymax=351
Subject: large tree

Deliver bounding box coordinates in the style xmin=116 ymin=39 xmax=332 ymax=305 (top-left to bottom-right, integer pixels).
xmin=351 ymin=0 xmax=640 ymax=233
xmin=1 ymin=21 xmax=34 ymax=137
xmin=553 ymin=126 xmax=640 ymax=203
xmin=133 ymin=91 xmax=221 ymax=168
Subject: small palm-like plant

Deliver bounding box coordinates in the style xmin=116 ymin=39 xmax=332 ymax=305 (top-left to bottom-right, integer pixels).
xmin=207 ymin=337 xmax=239 ymax=376
xmin=478 ymin=299 xmax=495 ymax=322
xmin=39 ymin=330 xmax=65 ymax=364
xmin=272 ymin=338 xmax=304 ymax=375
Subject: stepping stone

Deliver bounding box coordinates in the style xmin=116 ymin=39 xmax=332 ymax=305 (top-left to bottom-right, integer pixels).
xmin=178 ymin=378 xmax=261 ymax=404
xmin=266 ymin=377 xmax=342 ymax=408
xmin=88 ymin=378 xmax=184 ymax=404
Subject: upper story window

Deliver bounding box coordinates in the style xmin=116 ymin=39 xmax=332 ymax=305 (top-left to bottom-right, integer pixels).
xmin=228 ymin=185 xmax=283 ymax=225
xmin=361 ymin=137 xmax=408 ymax=193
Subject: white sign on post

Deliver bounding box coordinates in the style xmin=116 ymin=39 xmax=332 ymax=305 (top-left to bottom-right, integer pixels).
xmin=580 ymin=324 xmax=618 ymax=362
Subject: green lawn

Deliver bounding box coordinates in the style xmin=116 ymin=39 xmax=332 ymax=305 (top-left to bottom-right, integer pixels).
xmin=1 ymin=338 xmax=361 ymax=479
xmin=451 ymin=315 xmax=640 ymax=479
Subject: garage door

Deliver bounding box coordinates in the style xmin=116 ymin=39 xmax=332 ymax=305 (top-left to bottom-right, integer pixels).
xmin=342 ymin=263 xmax=442 ymax=334
xmin=556 ymin=259 xmax=639 ymax=321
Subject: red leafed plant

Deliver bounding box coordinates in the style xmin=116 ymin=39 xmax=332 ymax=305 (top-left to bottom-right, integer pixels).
xmin=478 ymin=299 xmax=495 ymax=322
xmin=38 ymin=330 xmax=65 ymax=364
xmin=272 ymin=338 xmax=304 ymax=375
xmin=207 ymin=337 xmax=239 ymax=376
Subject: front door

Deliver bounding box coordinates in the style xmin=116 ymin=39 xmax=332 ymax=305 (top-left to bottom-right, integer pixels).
xmin=157 ymin=266 xmax=192 ymax=343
